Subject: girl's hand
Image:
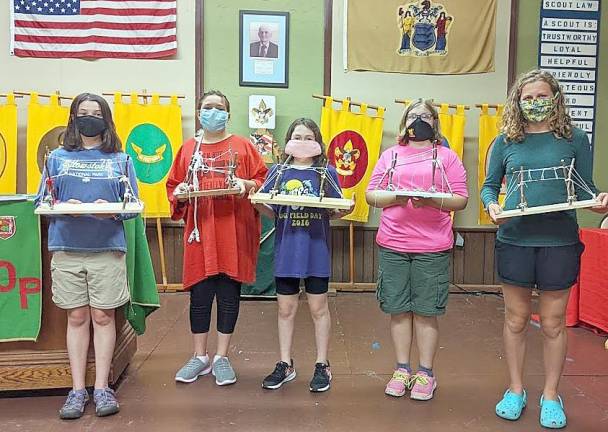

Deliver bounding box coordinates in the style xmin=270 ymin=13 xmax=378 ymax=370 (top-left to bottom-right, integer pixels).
xmin=410 ymin=196 xmax=433 ymax=208
xmin=173 ymin=183 xmax=192 ymax=202
xmin=591 ymin=192 xmax=608 ymax=213
xmin=66 ymin=199 xmax=82 ymax=217
xmin=232 ymin=177 xmax=247 ymax=197
xmin=395 ymin=195 xmax=410 ymax=205
xmin=93 ymin=199 xmax=116 ymax=219
xmin=487 ymin=202 xmax=506 ymax=225
xmin=331 ymin=194 xmax=355 ymax=219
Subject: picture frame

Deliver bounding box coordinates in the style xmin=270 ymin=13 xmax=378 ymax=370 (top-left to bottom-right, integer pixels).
xmin=239 ymin=10 xmax=289 ymax=88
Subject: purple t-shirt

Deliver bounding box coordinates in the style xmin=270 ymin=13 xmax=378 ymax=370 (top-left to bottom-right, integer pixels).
xmin=261 ymin=164 xmax=342 ymax=278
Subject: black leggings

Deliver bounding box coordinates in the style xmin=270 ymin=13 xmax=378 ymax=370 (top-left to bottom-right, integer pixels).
xmin=190 ymin=274 xmax=241 ymax=334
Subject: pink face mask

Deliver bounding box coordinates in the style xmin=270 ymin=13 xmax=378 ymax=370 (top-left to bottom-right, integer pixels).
xmin=284 ymin=139 xmax=322 ymax=158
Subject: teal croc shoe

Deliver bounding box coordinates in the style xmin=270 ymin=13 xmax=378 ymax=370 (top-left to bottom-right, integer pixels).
xmin=540 ymin=395 xmax=567 ymax=429
xmin=496 ymin=389 xmax=527 ymax=421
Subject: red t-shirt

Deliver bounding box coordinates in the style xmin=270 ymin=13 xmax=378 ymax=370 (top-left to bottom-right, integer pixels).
xmin=166 ymin=134 xmax=268 ymax=289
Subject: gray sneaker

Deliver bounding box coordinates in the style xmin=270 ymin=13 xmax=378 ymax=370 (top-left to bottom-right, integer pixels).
xmin=93 ymin=388 xmax=120 ymax=417
xmin=175 ymin=356 xmax=212 ymax=383
xmin=59 ymin=389 xmax=89 ymax=420
xmin=212 ymin=356 xmax=237 ymax=386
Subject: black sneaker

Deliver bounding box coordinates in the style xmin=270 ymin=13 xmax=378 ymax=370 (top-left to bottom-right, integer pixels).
xmin=262 ymin=361 xmax=297 ymax=389
xmin=309 ymin=362 xmax=332 ymax=392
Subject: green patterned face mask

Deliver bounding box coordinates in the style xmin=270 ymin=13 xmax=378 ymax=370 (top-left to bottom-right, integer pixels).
xmin=519 ymin=97 xmax=555 ymax=122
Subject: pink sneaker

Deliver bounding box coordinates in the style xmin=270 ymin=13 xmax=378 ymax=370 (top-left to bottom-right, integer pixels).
xmin=384 ymin=368 xmax=413 ymax=397
xmin=410 ymin=371 xmax=437 ymax=400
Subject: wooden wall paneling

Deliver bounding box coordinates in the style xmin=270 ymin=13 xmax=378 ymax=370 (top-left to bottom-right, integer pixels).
xmin=452 ymin=244 xmax=465 ymax=284
xmin=174 ymin=226 xmax=184 ymax=283
xmin=463 ymin=231 xmax=485 ymax=284
xmin=331 ymin=227 xmax=344 ymax=282
xmin=146 ymin=224 xmax=162 ymax=284
xmin=354 ymin=225 xmax=364 ymax=283
xmin=483 ymin=232 xmax=496 ymax=285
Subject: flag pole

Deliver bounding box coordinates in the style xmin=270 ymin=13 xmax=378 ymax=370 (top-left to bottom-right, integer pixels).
xmin=349 ymin=221 xmax=355 ymax=287
xmin=345 ymin=97 xmax=355 ymax=288
xmin=140 ymin=89 xmax=169 ymax=291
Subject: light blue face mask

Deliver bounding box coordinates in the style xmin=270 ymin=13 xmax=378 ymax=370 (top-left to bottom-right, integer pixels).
xmin=199 ymin=108 xmax=229 ymax=132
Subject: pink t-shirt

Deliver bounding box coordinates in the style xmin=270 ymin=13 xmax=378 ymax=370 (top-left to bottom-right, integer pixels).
xmin=367 ymin=144 xmax=468 ymax=253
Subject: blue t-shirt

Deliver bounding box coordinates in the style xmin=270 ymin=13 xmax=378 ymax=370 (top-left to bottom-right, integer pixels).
xmin=261 ymin=164 xmax=342 ymax=278
xmin=36 ymin=147 xmax=139 ymax=252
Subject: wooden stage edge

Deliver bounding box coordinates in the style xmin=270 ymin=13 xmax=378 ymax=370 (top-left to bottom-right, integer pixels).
xmin=0 ymin=322 xmax=137 ymax=392
xmin=158 ymin=283 xmax=502 ymax=294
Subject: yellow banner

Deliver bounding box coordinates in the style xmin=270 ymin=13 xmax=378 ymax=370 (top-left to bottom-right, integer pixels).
xmin=320 ymin=98 xmax=385 ymax=223
xmin=0 ymin=94 xmax=18 ymax=194
xmin=114 ymin=93 xmax=183 ymax=218
xmin=26 ymin=93 xmax=69 ymax=194
xmin=347 ymin=0 xmax=497 ymax=74
xmin=438 ymin=103 xmax=465 ymax=160
xmin=478 ymin=104 xmax=504 ymax=225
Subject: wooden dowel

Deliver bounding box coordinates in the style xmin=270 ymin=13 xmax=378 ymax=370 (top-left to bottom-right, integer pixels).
xmin=394 ymin=99 xmax=471 ymax=110
xmin=155 ymin=218 xmax=168 ymax=287
xmin=475 ymin=104 xmax=502 ymax=109
xmin=349 ymin=222 xmax=355 ymax=286
xmin=13 ymin=91 xmax=73 ymax=100
xmin=313 ymin=94 xmax=383 ymax=111
xmin=102 ymin=92 xmax=186 ymax=99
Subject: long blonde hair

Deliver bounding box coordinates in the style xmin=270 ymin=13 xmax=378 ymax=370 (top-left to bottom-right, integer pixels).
xmin=502 ymin=69 xmax=572 ymax=142
xmin=398 ymin=98 xmax=442 ymax=145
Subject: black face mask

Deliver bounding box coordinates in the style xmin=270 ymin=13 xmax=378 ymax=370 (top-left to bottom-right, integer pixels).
xmin=75 ymin=115 xmax=107 ymax=137
xmin=404 ymin=117 xmax=434 ymax=142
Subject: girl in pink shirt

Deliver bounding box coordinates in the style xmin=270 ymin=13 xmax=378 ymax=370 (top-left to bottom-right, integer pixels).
xmin=366 ymin=99 xmax=468 ymax=401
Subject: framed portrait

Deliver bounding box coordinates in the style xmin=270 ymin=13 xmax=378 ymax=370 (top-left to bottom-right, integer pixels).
xmin=239 ymin=10 xmax=289 ymax=88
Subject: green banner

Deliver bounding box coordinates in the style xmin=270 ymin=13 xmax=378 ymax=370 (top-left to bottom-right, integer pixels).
xmin=0 ymin=200 xmax=42 ymax=342
xmin=242 ymin=215 xmax=276 ymax=297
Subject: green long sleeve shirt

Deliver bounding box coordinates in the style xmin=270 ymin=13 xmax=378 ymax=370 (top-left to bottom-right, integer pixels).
xmin=480 ymin=128 xmax=598 ymax=247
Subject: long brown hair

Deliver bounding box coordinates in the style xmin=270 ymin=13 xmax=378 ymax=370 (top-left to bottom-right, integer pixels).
xmin=502 ymin=69 xmax=572 ymax=142
xmin=282 ymin=118 xmax=327 ymax=167
xmin=62 ymin=93 xmax=122 ymax=153
xmin=398 ymin=98 xmax=442 ymax=145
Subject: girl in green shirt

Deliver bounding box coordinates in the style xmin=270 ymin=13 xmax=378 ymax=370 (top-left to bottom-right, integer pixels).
xmin=481 ymin=69 xmax=608 ymax=429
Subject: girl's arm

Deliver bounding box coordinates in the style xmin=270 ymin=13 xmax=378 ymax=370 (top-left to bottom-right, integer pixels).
xmin=114 ymin=157 xmax=140 ymax=221
xmin=366 ymin=150 xmax=408 ymax=208
xmin=365 ymin=191 xmax=409 ymax=209
xmin=166 ymin=144 xmax=190 ymax=221
xmin=573 ymin=132 xmax=608 ymax=213
xmin=410 ymin=194 xmax=468 ymax=211
xmin=235 ymin=141 xmax=269 ymax=196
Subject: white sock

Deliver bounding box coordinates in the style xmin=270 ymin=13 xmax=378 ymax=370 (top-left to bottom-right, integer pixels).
xmin=196 ymin=353 xmax=209 ymax=363
xmin=213 ymin=354 xmax=225 ymax=364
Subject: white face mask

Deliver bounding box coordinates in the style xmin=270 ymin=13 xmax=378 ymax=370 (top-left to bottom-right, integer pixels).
xmin=284 ymin=139 xmax=322 ymax=158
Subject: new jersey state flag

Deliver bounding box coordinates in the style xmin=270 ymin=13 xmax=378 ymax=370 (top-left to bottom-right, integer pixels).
xmin=113 ymin=93 xmax=183 ymax=218
xmin=321 ymin=98 xmax=385 ymax=223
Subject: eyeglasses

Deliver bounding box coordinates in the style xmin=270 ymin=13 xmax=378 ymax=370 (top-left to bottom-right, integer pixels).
xmin=406 ymin=113 xmax=433 ymax=121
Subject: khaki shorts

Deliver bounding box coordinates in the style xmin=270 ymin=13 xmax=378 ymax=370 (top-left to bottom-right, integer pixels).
xmin=51 ymin=251 xmax=130 ymax=310
xmin=376 ymin=247 xmax=450 ymax=316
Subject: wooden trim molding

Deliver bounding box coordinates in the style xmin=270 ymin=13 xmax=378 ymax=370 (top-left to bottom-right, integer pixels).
xmin=507 ymin=0 xmax=519 ymax=90
xmin=323 ymin=0 xmax=333 ymax=95
xmin=195 ymin=0 xmax=204 ymax=129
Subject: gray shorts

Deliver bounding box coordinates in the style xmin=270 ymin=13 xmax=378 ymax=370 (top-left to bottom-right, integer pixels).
xmin=51 ymin=251 xmax=130 ymax=310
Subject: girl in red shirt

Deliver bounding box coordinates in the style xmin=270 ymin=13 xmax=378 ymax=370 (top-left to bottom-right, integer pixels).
xmin=166 ymin=90 xmax=267 ymax=386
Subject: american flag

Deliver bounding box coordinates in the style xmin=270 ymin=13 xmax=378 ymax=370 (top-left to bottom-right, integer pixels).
xmin=10 ymin=0 xmax=177 ymax=58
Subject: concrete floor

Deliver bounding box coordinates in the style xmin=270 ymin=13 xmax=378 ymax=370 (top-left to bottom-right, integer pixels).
xmin=1 ymin=292 xmax=607 ymax=431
